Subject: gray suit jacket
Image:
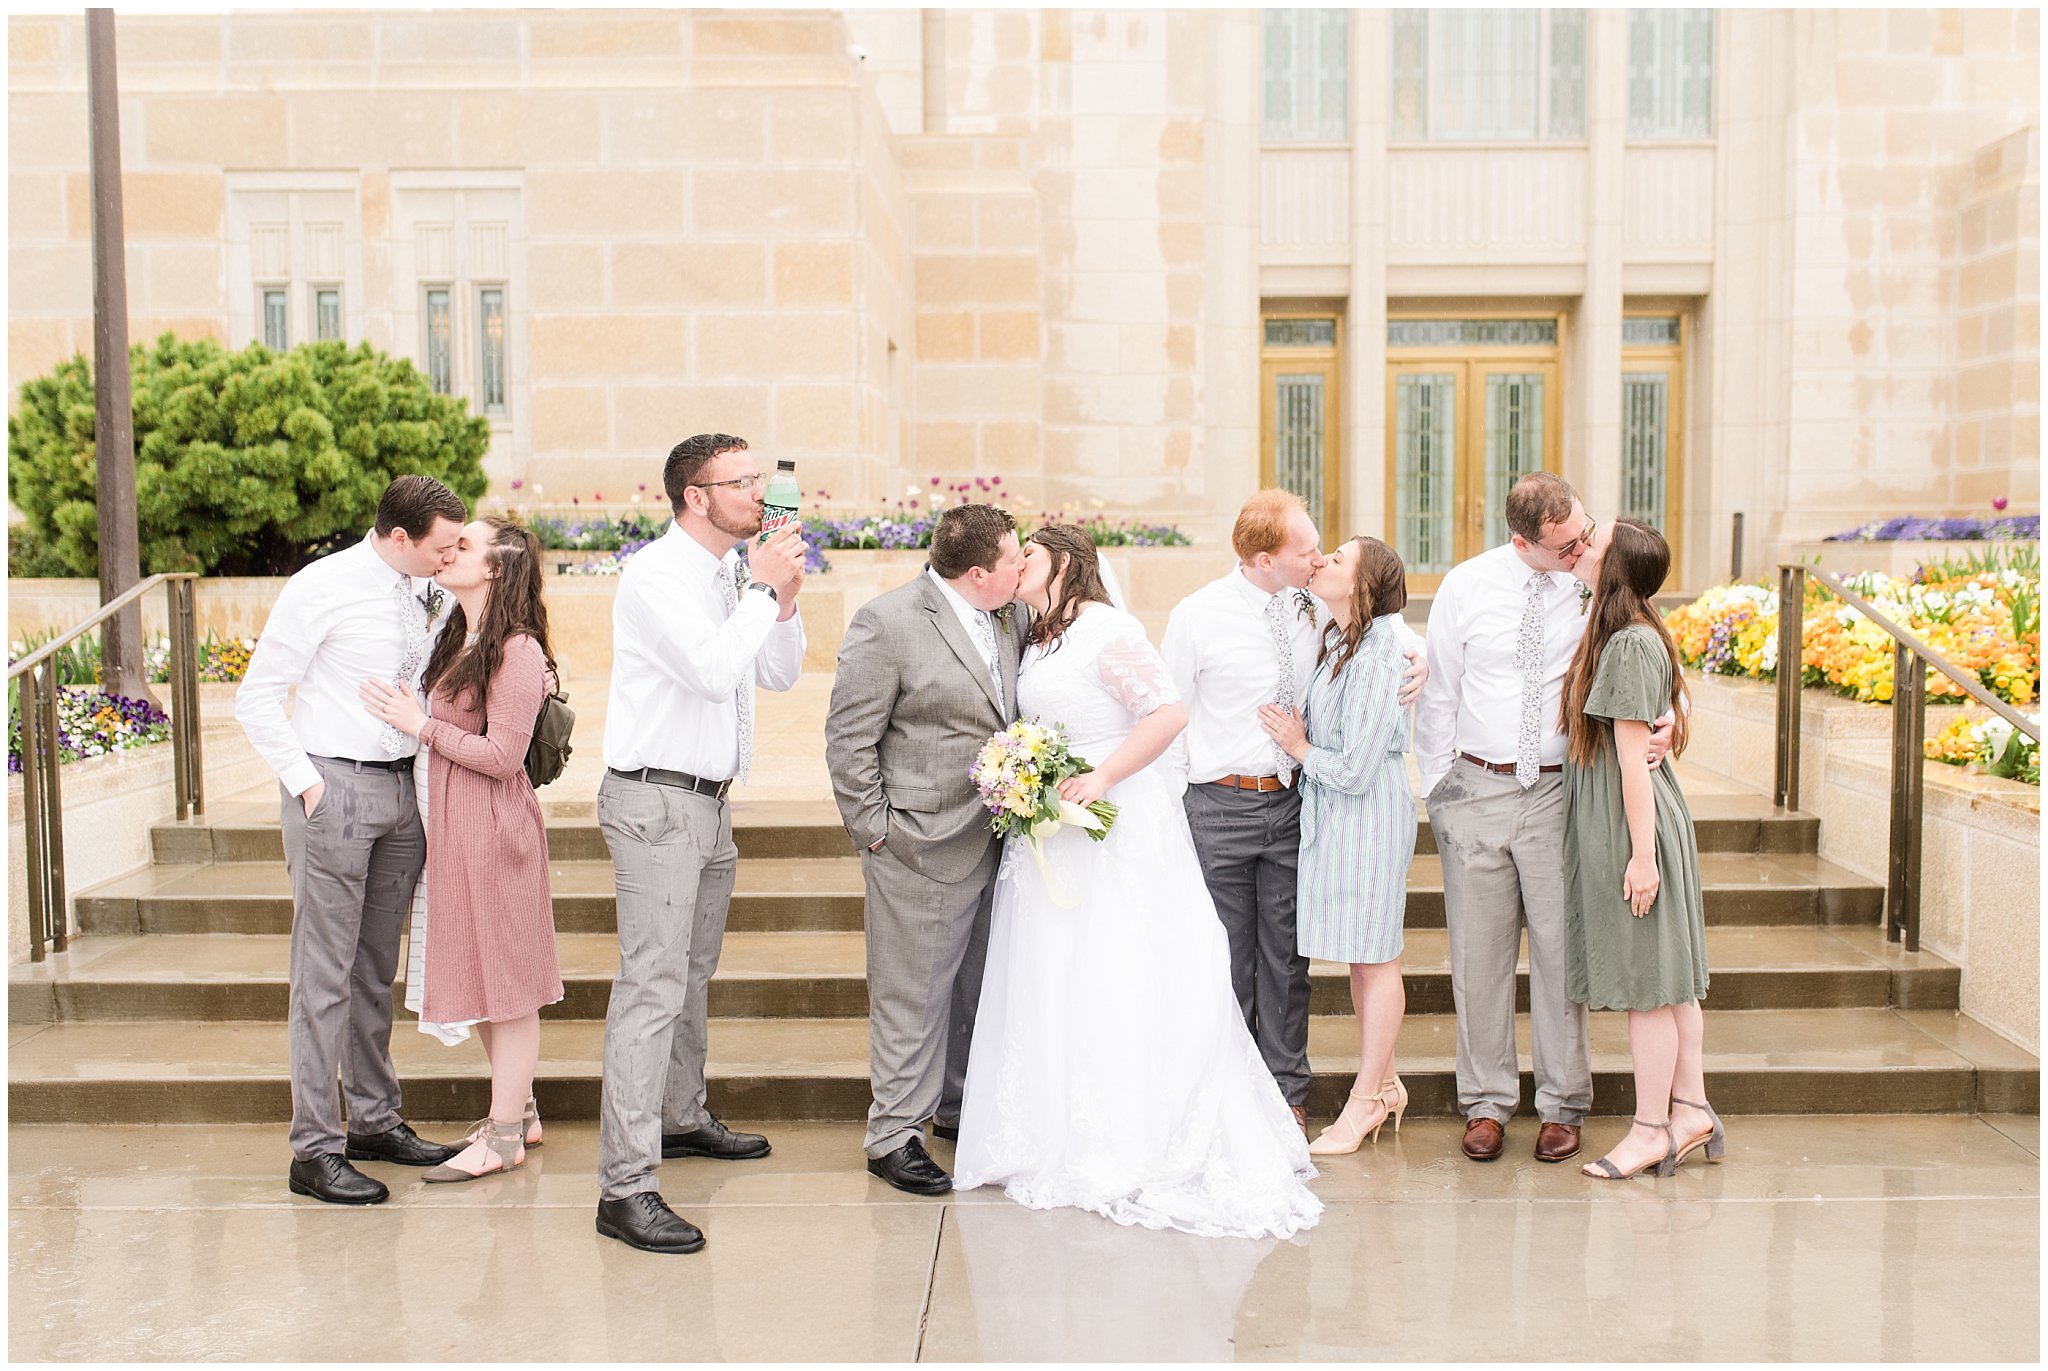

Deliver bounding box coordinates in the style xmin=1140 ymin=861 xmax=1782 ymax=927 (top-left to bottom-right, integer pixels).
xmin=825 ymin=569 xmax=1028 ymax=884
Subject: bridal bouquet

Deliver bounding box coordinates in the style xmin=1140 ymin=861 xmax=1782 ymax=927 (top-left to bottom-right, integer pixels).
xmin=970 ymin=719 xmax=1119 ymax=843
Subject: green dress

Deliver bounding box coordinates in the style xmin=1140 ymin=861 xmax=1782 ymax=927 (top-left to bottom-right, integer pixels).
xmin=1563 ymin=624 xmax=1709 ymax=1011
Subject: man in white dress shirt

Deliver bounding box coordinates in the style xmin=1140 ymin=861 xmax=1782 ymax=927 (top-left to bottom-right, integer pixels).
xmin=234 ymin=475 xmax=468 ymax=1205
xmin=595 ymin=433 xmax=808 ymax=1255
xmin=1162 ymin=488 xmax=1426 ymax=1130
xmin=1414 ymin=471 xmax=1671 ymax=1165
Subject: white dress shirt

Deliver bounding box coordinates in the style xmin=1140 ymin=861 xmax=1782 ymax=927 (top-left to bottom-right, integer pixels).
xmin=1161 ymin=565 xmax=1421 ymax=786
xmin=603 ymin=521 xmax=806 ymax=779
xmin=1413 ymin=541 xmax=1590 ymax=794
xmin=234 ymin=531 xmax=449 ymax=797
xmin=927 ymin=567 xmax=1002 ymax=701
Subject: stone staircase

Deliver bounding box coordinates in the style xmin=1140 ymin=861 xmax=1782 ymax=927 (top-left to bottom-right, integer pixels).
xmin=12 ymin=779 xmax=2038 ymax=1126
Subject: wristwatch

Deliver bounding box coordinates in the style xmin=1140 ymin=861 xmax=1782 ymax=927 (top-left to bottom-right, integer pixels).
xmin=747 ymin=580 xmax=779 ymax=604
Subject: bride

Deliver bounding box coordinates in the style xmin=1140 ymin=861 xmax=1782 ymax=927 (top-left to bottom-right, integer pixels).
xmin=953 ymin=525 xmax=1323 ymax=1240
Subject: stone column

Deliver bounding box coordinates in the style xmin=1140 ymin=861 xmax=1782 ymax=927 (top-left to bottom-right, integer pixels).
xmin=1574 ymin=8 xmax=1627 ymax=523
xmin=1347 ymin=10 xmax=1391 ymax=540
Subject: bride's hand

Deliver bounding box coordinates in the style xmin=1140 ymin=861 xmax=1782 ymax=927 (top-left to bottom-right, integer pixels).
xmin=1058 ymin=771 xmax=1112 ymax=806
xmin=359 ymin=678 xmax=427 ymax=737
xmin=1257 ymin=704 xmax=1309 ymax=761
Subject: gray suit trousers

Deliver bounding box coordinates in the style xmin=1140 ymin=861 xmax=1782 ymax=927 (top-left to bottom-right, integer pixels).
xmin=278 ymin=756 xmax=423 ymax=1159
xmin=1182 ymin=783 xmax=1312 ymax=1108
xmin=1429 ymin=760 xmax=1593 ymax=1125
xmin=862 ymin=840 xmax=997 ymax=1158
xmin=595 ymin=772 xmax=738 ymax=1200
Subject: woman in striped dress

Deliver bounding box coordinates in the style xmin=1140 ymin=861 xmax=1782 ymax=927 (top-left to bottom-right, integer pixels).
xmin=1259 ymin=537 xmax=1417 ymax=1156
xmin=360 ymin=518 xmax=565 ymax=1182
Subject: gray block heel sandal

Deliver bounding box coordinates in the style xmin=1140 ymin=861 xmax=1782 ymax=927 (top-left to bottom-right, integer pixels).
xmin=1582 ymin=1119 xmax=1679 ymax=1180
xmin=423 ymin=1118 xmax=526 ymax=1183
xmin=1669 ymin=1097 xmax=1727 ymax=1168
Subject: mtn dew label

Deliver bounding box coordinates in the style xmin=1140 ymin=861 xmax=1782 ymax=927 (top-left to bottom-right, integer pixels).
xmin=759 ymin=459 xmax=800 ymax=544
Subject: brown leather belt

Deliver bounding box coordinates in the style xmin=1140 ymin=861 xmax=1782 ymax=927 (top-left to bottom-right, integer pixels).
xmin=1208 ymin=773 xmax=1291 ymax=792
xmin=1459 ymin=751 xmax=1562 ymax=776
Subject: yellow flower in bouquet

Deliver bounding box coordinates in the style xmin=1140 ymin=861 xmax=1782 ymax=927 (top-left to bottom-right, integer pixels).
xmin=970 ymin=719 xmax=1119 ymax=842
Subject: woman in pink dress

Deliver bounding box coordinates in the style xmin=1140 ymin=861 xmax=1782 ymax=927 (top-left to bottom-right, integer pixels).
xmin=361 ymin=517 xmax=564 ymax=1181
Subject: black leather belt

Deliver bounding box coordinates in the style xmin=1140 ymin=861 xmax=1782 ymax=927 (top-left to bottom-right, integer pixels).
xmin=314 ymin=755 xmax=408 ymax=773
xmin=608 ymin=766 xmax=733 ymax=801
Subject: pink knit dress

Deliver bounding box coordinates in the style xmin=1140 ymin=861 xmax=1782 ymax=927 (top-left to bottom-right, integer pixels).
xmin=415 ymin=633 xmax=564 ymax=1024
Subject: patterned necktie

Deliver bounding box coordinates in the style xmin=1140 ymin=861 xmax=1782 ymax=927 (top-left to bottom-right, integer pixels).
xmin=1514 ymin=570 xmax=1552 ymax=788
xmin=973 ymin=609 xmax=1005 ymax=716
xmin=1265 ymin=592 xmax=1298 ymax=783
xmin=722 ymin=561 xmax=754 ymax=781
xmin=382 ymin=573 xmax=427 ymax=758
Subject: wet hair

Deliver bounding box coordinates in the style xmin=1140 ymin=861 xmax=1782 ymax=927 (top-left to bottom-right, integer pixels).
xmin=420 ymin=518 xmax=559 ymax=714
xmin=1317 ymin=537 xmax=1408 ymax=679
xmin=1559 ymin=519 xmax=1690 ymax=767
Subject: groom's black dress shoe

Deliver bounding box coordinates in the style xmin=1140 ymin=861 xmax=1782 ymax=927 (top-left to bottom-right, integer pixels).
xmin=662 ymin=1115 xmax=772 ymax=1160
xmin=345 ymin=1120 xmax=459 ymax=1167
xmin=868 ymin=1136 xmax=953 ymax=1195
xmin=930 ymin=1122 xmax=960 ymax=1143
xmin=596 ymin=1192 xmax=706 ymax=1254
xmin=289 ymin=1154 xmax=389 ymax=1205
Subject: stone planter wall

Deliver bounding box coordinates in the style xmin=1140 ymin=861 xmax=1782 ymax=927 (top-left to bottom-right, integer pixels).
xmin=1686 ymin=669 xmax=2041 ymax=1051
xmin=1785 ymin=540 xmax=2036 ymax=579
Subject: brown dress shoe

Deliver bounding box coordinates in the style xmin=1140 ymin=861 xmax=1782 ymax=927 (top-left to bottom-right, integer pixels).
xmin=1290 ymin=1105 xmax=1308 ymax=1134
xmin=1534 ymin=1122 xmax=1582 ymax=1163
xmin=1461 ymin=1117 xmax=1505 ymax=1161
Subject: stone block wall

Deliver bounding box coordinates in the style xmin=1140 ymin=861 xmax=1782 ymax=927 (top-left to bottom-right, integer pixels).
xmin=1952 ymin=124 xmax=2041 ymax=511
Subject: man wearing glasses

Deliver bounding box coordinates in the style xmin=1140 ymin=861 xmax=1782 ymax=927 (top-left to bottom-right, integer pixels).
xmin=594 ymin=433 xmax=808 ymax=1253
xmin=1414 ymin=472 xmax=1671 ymax=1166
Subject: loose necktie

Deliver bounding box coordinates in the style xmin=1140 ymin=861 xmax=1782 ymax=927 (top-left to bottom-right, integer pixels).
xmin=382 ymin=573 xmax=427 ymax=758
xmin=973 ymin=609 xmax=1005 ymax=716
xmin=723 ymin=561 xmax=754 ymax=781
xmin=1265 ymin=593 xmax=1298 ymax=784
xmin=1514 ymin=570 xmax=1552 ymax=788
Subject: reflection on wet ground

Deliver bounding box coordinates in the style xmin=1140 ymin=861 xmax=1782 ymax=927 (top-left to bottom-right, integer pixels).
xmin=9 ymin=1117 xmax=2038 ymax=1361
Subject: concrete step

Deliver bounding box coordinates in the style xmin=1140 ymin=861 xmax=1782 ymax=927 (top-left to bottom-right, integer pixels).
xmin=9 ymin=1008 xmax=2034 ymax=1125
xmin=148 ymin=791 xmax=1822 ymax=864
xmin=73 ymin=851 xmax=1882 ymax=938
xmin=9 ymin=925 xmax=1960 ymax=1025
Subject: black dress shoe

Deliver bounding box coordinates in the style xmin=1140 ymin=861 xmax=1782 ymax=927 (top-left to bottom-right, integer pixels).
xmin=288 ymin=1154 xmax=389 ymax=1205
xmin=867 ymin=1136 xmax=952 ymax=1196
xmin=930 ymin=1122 xmax=960 ymax=1142
xmin=596 ymin=1192 xmax=706 ymax=1254
xmin=345 ymin=1120 xmax=459 ymax=1167
xmin=662 ymin=1115 xmax=771 ymax=1160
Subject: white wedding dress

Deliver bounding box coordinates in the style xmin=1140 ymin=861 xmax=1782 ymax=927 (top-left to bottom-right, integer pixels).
xmin=953 ymin=603 xmax=1323 ymax=1240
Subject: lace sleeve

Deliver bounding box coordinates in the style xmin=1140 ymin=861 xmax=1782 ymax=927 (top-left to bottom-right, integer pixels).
xmin=1097 ymin=633 xmax=1182 ymax=718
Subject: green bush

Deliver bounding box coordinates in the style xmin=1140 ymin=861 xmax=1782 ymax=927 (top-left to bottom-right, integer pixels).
xmin=8 ymin=334 xmax=489 ymax=576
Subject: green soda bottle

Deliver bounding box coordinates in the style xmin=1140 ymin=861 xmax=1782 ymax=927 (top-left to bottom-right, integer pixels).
xmin=759 ymin=459 xmax=799 ymax=545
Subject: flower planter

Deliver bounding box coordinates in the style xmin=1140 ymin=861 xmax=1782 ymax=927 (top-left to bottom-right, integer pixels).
xmin=1789 ymin=540 xmax=2037 ymax=579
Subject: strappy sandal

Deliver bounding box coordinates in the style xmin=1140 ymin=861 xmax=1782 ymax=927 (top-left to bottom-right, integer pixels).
xmin=1669 ymin=1096 xmax=1727 ymax=1168
xmin=1581 ymin=1118 xmax=1679 ymax=1180
xmin=523 ymin=1095 xmax=543 ymax=1149
xmin=423 ymin=1118 xmax=526 ymax=1183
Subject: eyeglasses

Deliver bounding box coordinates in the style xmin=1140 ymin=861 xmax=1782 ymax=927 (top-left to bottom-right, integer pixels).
xmin=1537 ymin=518 xmax=1595 ymax=558
xmin=691 ymin=473 xmax=765 ymax=493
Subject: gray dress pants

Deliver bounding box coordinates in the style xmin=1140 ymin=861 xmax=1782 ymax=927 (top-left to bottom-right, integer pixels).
xmin=278 ymin=756 xmax=423 ymax=1160
xmin=596 ymin=772 xmax=738 ymax=1200
xmin=1182 ymin=782 xmax=1311 ymax=1108
xmin=1428 ymin=760 xmax=1593 ymax=1125
xmin=862 ymin=840 xmax=997 ymax=1158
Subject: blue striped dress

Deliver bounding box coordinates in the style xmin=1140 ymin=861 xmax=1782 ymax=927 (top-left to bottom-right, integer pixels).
xmin=1295 ymin=613 xmax=1417 ymax=965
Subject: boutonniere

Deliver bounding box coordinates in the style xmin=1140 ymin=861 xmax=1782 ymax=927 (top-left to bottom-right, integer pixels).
xmin=1294 ymin=589 xmax=1317 ymax=625
xmin=419 ymin=585 xmax=446 ymax=623
xmin=1577 ymin=581 xmax=1592 ymax=617
xmin=994 ymin=603 xmax=1015 ymax=633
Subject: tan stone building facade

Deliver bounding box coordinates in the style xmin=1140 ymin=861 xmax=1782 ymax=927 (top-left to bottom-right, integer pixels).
xmin=8 ymin=8 xmax=2038 ymax=587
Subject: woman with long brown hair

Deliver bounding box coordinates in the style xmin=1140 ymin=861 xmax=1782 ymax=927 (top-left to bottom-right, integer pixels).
xmin=1259 ymin=536 xmax=1417 ymax=1156
xmin=360 ymin=516 xmax=565 ymax=1181
xmin=1557 ymin=518 xmax=1721 ymax=1181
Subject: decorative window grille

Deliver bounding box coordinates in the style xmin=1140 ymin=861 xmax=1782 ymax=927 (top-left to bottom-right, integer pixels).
xmin=423 ymin=288 xmax=453 ymax=395
xmin=1395 ymin=374 xmax=1459 ymax=575
xmin=1622 ymin=316 xmax=1683 ymax=346
xmin=1390 ymin=9 xmax=1586 ymax=141
xmin=1265 ymin=318 xmax=1339 ymax=348
xmin=1621 ymin=373 xmax=1671 ymax=527
xmin=1628 ymin=9 xmax=1713 ymax=138
xmin=314 ymin=288 xmax=342 ymax=342
xmin=1483 ymin=374 xmax=1546 ymax=547
xmin=1387 ymin=318 xmax=1558 ymax=348
xmin=1263 ymin=9 xmax=1350 ymax=142
xmin=1273 ymin=373 xmax=1328 ymax=523
xmin=478 ymin=287 xmax=507 ymax=415
xmin=262 ymin=290 xmax=288 ymax=351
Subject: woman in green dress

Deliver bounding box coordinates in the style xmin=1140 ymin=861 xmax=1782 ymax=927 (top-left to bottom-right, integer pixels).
xmin=1558 ymin=519 xmax=1726 ymax=1181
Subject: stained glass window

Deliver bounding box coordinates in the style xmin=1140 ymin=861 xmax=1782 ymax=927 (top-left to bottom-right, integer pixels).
xmin=1395 ymin=374 xmax=1459 ymax=575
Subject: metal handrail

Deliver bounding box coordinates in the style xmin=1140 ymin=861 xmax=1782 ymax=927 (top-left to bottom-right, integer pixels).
xmin=9 ymin=573 xmax=205 ymax=961
xmin=1774 ymin=562 xmax=2039 ymax=953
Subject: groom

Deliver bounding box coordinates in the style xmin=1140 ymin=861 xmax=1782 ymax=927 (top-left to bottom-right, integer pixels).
xmin=825 ymin=503 xmax=1028 ymax=1195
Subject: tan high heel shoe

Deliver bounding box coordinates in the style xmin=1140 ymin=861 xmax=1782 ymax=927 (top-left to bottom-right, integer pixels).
xmin=423 ymin=1118 xmax=526 ymax=1183
xmin=1378 ymin=1075 xmax=1409 ymax=1134
xmin=1308 ymin=1088 xmax=1396 ymax=1156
